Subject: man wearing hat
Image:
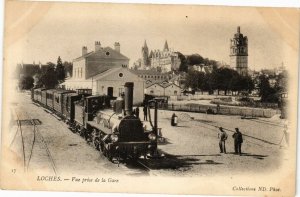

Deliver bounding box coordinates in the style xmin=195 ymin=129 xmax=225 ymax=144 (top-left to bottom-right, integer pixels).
xmin=232 ymin=128 xmax=243 ymax=155
xmin=218 ymin=127 xmax=228 ymax=153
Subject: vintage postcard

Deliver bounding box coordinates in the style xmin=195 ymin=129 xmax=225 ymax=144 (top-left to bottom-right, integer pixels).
xmin=1 ymin=1 xmax=299 ymax=196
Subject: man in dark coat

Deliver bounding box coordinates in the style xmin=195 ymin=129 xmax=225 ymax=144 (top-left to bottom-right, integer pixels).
xmin=218 ymin=127 xmax=228 ymax=153
xmin=232 ymin=128 xmax=243 ymax=155
xmin=143 ymin=105 xmax=148 ymax=121
xmin=135 ymin=107 xmax=140 ymax=119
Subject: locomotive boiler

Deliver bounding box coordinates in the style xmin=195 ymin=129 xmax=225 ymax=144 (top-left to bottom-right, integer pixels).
xmin=85 ymin=82 xmax=157 ymax=161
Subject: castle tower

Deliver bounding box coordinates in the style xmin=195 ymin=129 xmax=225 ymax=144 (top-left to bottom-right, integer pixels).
xmin=230 ymin=26 xmax=248 ymax=76
xmin=163 ymin=40 xmax=169 ymax=51
xmin=141 ymin=40 xmax=149 ymax=66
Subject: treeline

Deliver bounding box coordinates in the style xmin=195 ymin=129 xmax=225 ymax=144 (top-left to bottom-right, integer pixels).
xmin=184 ymin=67 xmax=288 ymax=103
xmin=184 ymin=67 xmax=254 ymax=95
xmin=18 ymin=56 xmax=73 ymax=90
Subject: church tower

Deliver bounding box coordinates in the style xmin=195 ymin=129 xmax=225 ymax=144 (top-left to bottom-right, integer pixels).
xmin=230 ymin=26 xmax=248 ymax=76
xmin=142 ymin=40 xmax=149 ymax=66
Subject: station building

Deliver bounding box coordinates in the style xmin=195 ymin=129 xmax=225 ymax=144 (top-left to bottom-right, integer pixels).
xmin=63 ymin=41 xmax=144 ymax=105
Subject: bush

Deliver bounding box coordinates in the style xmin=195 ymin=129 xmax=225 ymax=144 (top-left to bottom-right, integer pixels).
xmin=19 ymin=76 xmax=34 ymax=90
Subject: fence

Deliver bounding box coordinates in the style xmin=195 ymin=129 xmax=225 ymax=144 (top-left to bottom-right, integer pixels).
xmin=170 ymin=95 xmax=223 ymax=101
xmin=211 ymin=100 xmax=279 ymax=109
xmin=159 ymin=103 xmax=280 ymax=118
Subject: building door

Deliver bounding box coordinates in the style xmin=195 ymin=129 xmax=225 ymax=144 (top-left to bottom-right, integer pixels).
xmin=107 ymin=87 xmax=113 ymax=97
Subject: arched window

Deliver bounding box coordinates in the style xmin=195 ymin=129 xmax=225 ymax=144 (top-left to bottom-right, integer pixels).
xmin=174 ymin=90 xmax=177 ymax=95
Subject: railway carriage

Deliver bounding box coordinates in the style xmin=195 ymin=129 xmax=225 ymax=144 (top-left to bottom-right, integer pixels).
xmin=41 ymin=89 xmax=48 ymax=106
xmin=53 ymin=89 xmax=74 ymax=115
xmin=62 ymin=92 xmax=81 ymax=121
xmin=32 ymin=88 xmax=45 ymax=103
xmin=46 ymin=89 xmax=57 ymax=110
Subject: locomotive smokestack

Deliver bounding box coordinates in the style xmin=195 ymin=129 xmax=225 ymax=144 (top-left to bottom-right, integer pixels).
xmin=124 ymin=82 xmax=134 ymax=116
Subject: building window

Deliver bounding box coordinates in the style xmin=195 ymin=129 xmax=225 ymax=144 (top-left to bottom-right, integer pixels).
xmin=106 ymin=51 xmax=110 ymax=56
xmin=119 ymin=73 xmax=124 ymax=78
xmin=174 ymin=90 xmax=177 ymax=95
xmin=150 ymin=90 xmax=154 ymax=94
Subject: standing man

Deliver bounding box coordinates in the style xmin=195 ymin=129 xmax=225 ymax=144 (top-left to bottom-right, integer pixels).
xmin=143 ymin=105 xmax=148 ymax=121
xmin=218 ymin=127 xmax=228 ymax=153
xmin=135 ymin=107 xmax=140 ymax=119
xmin=232 ymin=128 xmax=243 ymax=155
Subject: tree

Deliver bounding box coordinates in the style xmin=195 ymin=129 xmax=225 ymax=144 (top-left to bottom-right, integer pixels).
xmin=55 ymin=56 xmax=65 ymax=81
xmin=185 ymin=70 xmax=199 ymax=89
xmin=177 ymin=52 xmax=188 ymax=72
xmin=210 ymin=67 xmax=239 ymax=95
xmin=239 ymin=75 xmax=255 ymax=92
xmin=258 ymin=74 xmax=278 ymax=103
xmin=231 ymin=74 xmax=255 ymax=94
xmin=63 ymin=61 xmax=73 ymax=77
xmin=19 ymin=76 xmax=34 ymax=90
xmin=186 ymin=54 xmax=204 ymax=65
xmin=36 ymin=62 xmax=58 ymax=88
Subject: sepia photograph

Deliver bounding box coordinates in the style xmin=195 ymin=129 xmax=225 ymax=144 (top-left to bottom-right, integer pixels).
xmin=1 ymin=0 xmax=299 ymax=196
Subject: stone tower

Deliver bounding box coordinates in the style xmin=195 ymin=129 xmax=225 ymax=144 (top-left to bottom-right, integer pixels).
xmin=142 ymin=40 xmax=149 ymax=66
xmin=163 ymin=40 xmax=169 ymax=51
xmin=230 ymin=26 xmax=248 ymax=76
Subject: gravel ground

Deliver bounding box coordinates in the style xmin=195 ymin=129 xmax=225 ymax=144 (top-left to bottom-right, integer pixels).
xmin=8 ymin=92 xmax=289 ymax=178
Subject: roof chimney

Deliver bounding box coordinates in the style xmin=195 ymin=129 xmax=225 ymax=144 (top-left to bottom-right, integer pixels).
xmin=237 ymin=26 xmax=240 ymax=34
xmin=114 ymin=42 xmax=120 ymax=53
xmin=82 ymin=46 xmax=87 ymax=56
xmin=95 ymin=41 xmax=101 ymax=51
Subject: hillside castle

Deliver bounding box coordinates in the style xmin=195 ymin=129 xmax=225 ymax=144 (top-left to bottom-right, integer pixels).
xmin=137 ymin=40 xmax=180 ymax=73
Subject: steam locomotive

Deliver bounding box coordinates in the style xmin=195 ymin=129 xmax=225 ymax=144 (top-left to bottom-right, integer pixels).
xmin=31 ymin=82 xmax=158 ymax=162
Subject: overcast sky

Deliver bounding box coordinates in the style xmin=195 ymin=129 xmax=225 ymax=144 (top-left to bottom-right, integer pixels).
xmin=5 ymin=2 xmax=298 ymax=71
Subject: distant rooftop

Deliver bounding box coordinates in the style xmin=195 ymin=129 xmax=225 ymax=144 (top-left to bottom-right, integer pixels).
xmin=130 ymin=69 xmax=169 ymax=76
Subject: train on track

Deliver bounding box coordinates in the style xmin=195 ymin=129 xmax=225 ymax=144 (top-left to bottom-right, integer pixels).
xmin=31 ymin=82 xmax=159 ymax=162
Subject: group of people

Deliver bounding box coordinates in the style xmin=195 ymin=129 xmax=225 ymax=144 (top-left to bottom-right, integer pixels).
xmin=133 ymin=106 xmax=148 ymax=121
xmin=218 ymin=127 xmax=243 ymax=155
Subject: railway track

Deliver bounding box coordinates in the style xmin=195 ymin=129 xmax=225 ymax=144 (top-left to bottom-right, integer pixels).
xmin=126 ymin=158 xmax=158 ymax=176
xmin=244 ymin=118 xmax=285 ymax=128
xmin=191 ymin=114 xmax=285 ymax=147
xmin=10 ymin=108 xmax=58 ymax=174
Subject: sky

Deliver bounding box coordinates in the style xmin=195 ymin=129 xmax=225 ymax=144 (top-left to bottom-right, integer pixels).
xmin=4 ymin=1 xmax=299 ymax=72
